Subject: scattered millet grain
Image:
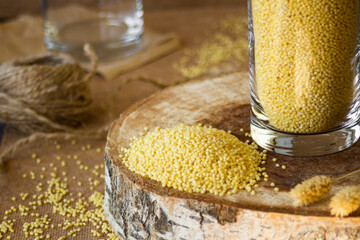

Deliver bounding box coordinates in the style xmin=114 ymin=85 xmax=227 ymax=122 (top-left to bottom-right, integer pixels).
xmin=290 ymin=175 xmax=332 ymax=206
xmin=0 ymin=143 xmax=117 ymax=240
xmin=0 ymin=220 xmax=14 ymax=239
xmin=329 ymin=186 xmax=360 ymax=217
xmin=252 ymin=0 xmax=358 ymax=133
xmin=122 ymin=124 xmax=265 ymax=196
xmin=174 ymin=16 xmax=248 ymax=78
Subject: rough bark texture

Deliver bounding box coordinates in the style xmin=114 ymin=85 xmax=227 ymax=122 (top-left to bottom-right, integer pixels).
xmin=104 ymin=72 xmax=360 ymax=240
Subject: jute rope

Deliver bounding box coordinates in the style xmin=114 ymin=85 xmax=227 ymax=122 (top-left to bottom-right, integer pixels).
xmin=0 ymin=44 xmax=97 ymax=133
xmin=0 ymin=44 xmax=106 ymax=165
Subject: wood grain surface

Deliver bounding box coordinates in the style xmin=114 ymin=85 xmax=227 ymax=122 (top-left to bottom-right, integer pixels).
xmin=105 ymin=72 xmax=360 ymax=240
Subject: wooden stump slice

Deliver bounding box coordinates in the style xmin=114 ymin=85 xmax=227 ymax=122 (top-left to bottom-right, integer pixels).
xmin=104 ymin=72 xmax=360 ymax=240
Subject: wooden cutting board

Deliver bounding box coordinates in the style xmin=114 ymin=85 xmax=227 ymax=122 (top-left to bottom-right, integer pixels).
xmin=104 ymin=72 xmax=360 ymax=240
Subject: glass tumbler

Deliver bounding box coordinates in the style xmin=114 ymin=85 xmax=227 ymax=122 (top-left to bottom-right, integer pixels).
xmin=249 ymin=0 xmax=360 ymax=156
xmin=42 ymin=0 xmax=143 ymax=61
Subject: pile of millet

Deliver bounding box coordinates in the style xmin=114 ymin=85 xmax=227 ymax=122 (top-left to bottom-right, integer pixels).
xmin=122 ymin=125 xmax=266 ymax=196
xmin=252 ymin=0 xmax=358 ymax=133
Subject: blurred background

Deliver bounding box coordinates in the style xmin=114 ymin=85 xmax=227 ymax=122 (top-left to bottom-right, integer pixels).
xmin=0 ymin=0 xmax=242 ymax=20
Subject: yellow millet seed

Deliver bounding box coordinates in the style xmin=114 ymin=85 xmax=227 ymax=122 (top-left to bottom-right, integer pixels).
xmin=2 ymin=151 xmax=124 ymax=240
xmin=252 ymin=0 xmax=358 ymax=133
xmin=173 ymin=16 xmax=248 ymax=78
xmin=123 ymin=125 xmax=263 ymax=196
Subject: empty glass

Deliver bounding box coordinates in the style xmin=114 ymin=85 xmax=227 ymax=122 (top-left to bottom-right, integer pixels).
xmin=42 ymin=0 xmax=144 ymax=61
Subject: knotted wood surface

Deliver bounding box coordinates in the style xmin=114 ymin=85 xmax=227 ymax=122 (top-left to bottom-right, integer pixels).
xmin=105 ymin=72 xmax=360 ymax=240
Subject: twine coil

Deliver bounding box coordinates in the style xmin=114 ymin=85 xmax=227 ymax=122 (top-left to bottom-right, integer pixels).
xmin=0 ymin=45 xmax=97 ymax=133
xmin=0 ymin=45 xmax=104 ymax=164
